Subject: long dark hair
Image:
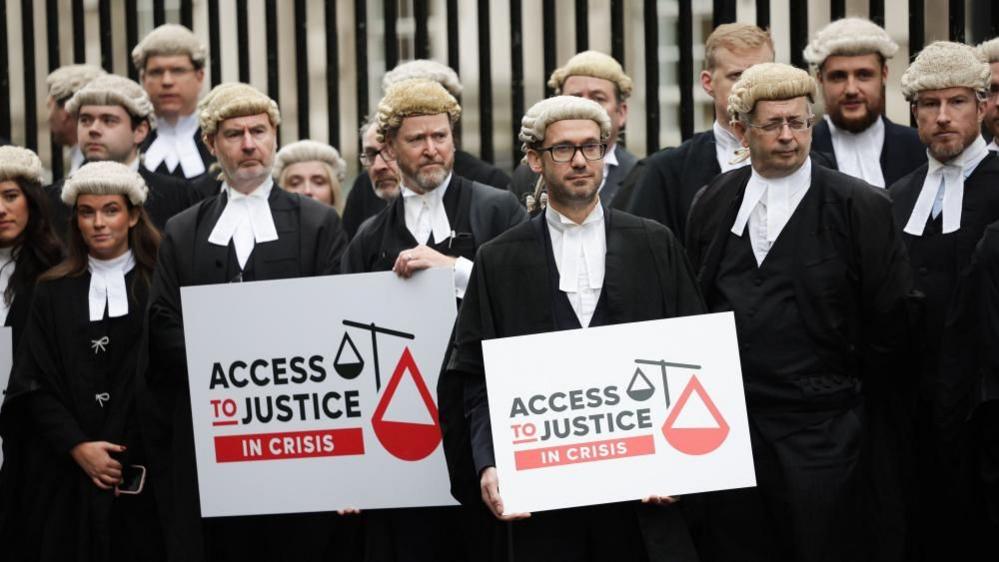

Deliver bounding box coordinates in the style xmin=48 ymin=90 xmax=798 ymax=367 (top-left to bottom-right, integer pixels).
xmin=40 ymin=197 xmax=160 ymax=290
xmin=2 ymin=179 xmax=63 ymax=306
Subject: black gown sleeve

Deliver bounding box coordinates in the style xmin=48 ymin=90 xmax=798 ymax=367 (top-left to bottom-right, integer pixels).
xmin=646 ymin=221 xmax=707 ymax=317
xmin=449 ymin=253 xmax=498 ymax=474
xmin=315 ymin=208 xmax=349 ymax=275
xmin=17 ymin=285 xmax=88 ymax=455
xmin=146 ymin=224 xmax=189 ymax=387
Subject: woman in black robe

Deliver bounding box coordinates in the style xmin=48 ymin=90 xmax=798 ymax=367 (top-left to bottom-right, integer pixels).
xmin=0 ymin=145 xmax=64 ymax=555
xmin=5 ymin=161 xmax=163 ymax=561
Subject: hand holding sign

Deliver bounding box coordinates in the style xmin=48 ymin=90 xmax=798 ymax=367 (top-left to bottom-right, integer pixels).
xmin=480 ymin=467 xmax=531 ymax=521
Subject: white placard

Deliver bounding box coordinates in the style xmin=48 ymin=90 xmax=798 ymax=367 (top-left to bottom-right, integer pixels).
xmin=0 ymin=327 xmax=11 ymax=467
xmin=182 ymin=268 xmax=459 ymax=517
xmin=482 ymin=312 xmax=756 ymax=514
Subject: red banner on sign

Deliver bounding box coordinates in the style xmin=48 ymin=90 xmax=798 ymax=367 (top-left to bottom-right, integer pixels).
xmin=514 ymin=434 xmax=655 ymax=470
xmin=214 ymin=428 xmax=365 ymax=463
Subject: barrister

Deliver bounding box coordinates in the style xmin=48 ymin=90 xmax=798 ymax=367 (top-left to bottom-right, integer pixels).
xmin=140 ymin=82 xmax=348 ymax=562
xmin=450 ymin=96 xmax=704 ymax=562
xmin=685 ymin=62 xmax=912 ymax=562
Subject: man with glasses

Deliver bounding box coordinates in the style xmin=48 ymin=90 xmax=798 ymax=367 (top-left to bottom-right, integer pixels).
xmin=341 ymin=116 xmax=404 ymax=238
xmin=978 ymin=37 xmax=999 ymax=151
xmin=340 ymin=78 xmax=524 ymax=562
xmin=510 ymin=50 xmax=637 ymax=208
xmin=805 ymin=18 xmax=925 ymax=188
xmin=887 ymin=41 xmax=999 ymax=561
xmin=133 ymin=24 xmax=214 ymax=181
xmin=447 ymin=95 xmax=702 ymax=561
xmin=685 ymin=62 xmax=912 ymax=562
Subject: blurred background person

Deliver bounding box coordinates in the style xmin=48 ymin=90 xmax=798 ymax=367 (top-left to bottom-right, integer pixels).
xmin=273 ymin=139 xmax=347 ymax=214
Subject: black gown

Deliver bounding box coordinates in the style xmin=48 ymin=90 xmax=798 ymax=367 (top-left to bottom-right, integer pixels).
xmin=0 ymin=271 xmax=55 ymax=556
xmin=46 ymin=167 xmax=201 ymax=239
xmin=3 ymin=270 xmax=163 ymax=562
xmin=888 ymin=152 xmax=999 ymax=560
xmin=139 ymin=187 xmax=348 ymax=562
xmin=341 ymin=150 xmax=512 ymax=240
xmin=342 ymin=174 xmax=526 ymax=562
xmin=451 ymin=209 xmax=705 ymax=562
xmin=686 ymin=164 xmax=913 ymax=562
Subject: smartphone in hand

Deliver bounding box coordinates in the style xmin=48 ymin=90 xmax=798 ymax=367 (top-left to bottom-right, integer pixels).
xmin=115 ymin=464 xmax=146 ymax=495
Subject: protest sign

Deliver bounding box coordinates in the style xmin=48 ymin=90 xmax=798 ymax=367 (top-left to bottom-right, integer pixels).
xmin=182 ymin=268 xmax=458 ymax=516
xmin=482 ymin=312 xmax=755 ymax=514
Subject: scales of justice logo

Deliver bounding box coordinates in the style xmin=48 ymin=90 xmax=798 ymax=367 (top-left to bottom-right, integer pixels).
xmin=334 ymin=320 xmax=441 ymax=462
xmin=629 ymin=359 xmax=729 ymax=455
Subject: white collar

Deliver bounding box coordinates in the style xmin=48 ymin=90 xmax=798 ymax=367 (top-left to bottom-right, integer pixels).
xmin=989 ymin=138 xmax=999 ymax=153
xmin=713 ymin=121 xmax=749 ymax=173
xmin=207 ymin=178 xmax=279 ymax=268
xmin=545 ymin=203 xmax=606 ymax=293
xmin=126 ymin=156 xmax=140 ymax=172
xmin=732 ymin=157 xmax=812 ymax=242
xmin=87 ymin=250 xmax=136 ymax=322
xmin=904 ymin=135 xmax=990 ymax=236
xmin=143 ymin=112 xmax=206 ymax=178
xmin=402 ymin=173 xmax=453 ymax=244
xmin=69 ymin=145 xmax=85 ymax=173
xmin=604 ymin=144 xmax=619 ymax=168
xmin=824 ymin=115 xmax=886 ymax=187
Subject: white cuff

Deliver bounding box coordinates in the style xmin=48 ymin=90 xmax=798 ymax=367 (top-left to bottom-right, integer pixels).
xmin=453 ymin=257 xmax=473 ymax=299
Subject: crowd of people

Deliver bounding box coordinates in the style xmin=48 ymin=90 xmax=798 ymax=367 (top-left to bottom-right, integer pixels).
xmin=0 ymin=15 xmax=997 ymax=562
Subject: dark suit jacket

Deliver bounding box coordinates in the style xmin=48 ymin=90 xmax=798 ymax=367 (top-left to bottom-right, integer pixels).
xmin=508 ymin=144 xmax=638 ymax=205
xmin=811 ymin=115 xmax=926 ymax=187
xmin=139 ymin=126 xmax=216 ymax=180
xmin=139 ymin=187 xmax=347 ymax=562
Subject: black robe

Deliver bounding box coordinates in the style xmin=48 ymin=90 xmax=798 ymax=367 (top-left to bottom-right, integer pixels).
xmin=888 ymin=152 xmax=999 ymax=560
xmin=139 ymin=126 xmax=216 ymax=181
xmin=138 ymin=187 xmax=348 ymax=562
xmin=3 ymin=271 xmax=163 ymax=562
xmin=508 ymin=144 xmax=639 ymax=207
xmin=0 ymin=270 xmax=55 ymax=555
xmin=342 ymin=174 xmax=526 ymax=562
xmin=811 ymin=116 xmax=927 ymax=188
xmin=450 ymin=209 xmax=705 ymax=562
xmin=930 ymin=222 xmax=999 ymax=560
xmin=685 ymin=164 xmax=912 ymax=562
xmin=342 ymin=150 xmax=512 ymax=240
xmin=622 ymin=131 xmax=719 ymax=237
xmin=46 ymin=166 xmax=201 ymax=239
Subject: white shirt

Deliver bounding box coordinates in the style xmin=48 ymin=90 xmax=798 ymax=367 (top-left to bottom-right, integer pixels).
xmin=0 ymin=246 xmax=14 ymax=324
xmin=207 ymin=178 xmax=279 ymax=269
xmin=825 ymin=115 xmax=886 ymax=188
xmin=904 ymin=136 xmax=990 ymax=236
xmin=989 ymin=139 xmax=999 ymax=153
xmin=598 ymin=144 xmax=620 ymax=193
xmin=87 ymin=250 xmax=136 ymax=322
xmin=69 ymin=145 xmax=85 ymax=173
xmin=732 ymin=157 xmax=813 ymax=266
xmin=143 ymin=112 xmax=206 ymax=178
xmin=546 ymin=204 xmax=606 ymax=328
xmin=713 ymin=121 xmax=750 ymax=173
xmin=401 ymin=173 xmax=473 ymax=298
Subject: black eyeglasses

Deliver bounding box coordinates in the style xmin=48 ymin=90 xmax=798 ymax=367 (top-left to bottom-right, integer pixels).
xmin=537 ymin=142 xmax=607 ymax=163
xmin=359 ymin=148 xmax=389 ymax=166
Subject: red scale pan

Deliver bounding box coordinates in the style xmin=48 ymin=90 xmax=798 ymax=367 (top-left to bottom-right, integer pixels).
xmin=371 ymin=347 xmax=442 ymax=461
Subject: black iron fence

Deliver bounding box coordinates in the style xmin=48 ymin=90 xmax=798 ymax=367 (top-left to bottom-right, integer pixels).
xmin=1 ymin=0 xmax=998 ymax=182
